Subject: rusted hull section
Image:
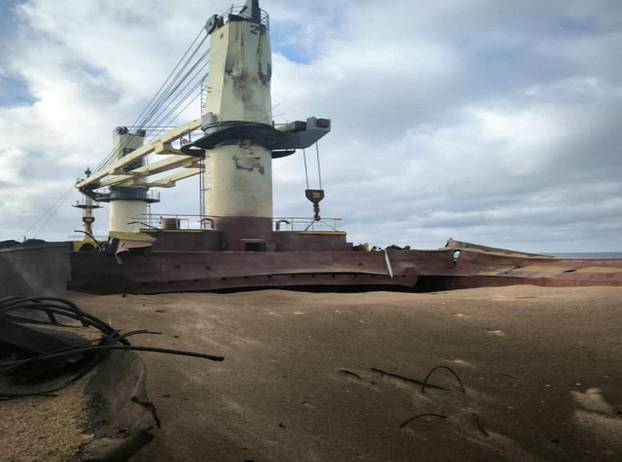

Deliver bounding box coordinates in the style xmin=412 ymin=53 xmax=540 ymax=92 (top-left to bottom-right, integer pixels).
xmin=416 ymin=247 xmax=622 ymax=286
xmin=67 ymin=247 xmax=622 ymax=295
xmin=68 ymin=250 xmax=418 ymax=294
xmin=2 ymin=240 xmax=621 ymax=296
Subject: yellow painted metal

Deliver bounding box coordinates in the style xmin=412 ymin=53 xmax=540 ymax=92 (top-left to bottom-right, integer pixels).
xmin=205 ymin=18 xmax=273 ymax=218
xmin=153 ymin=141 xmax=186 ymax=155
xmin=133 ymin=168 xmax=203 ymax=188
xmin=206 ymin=21 xmax=272 ymax=122
xmin=72 ymin=240 xmax=98 ymax=251
xmin=109 ymin=231 xmax=155 ymax=241
xmin=76 ymin=118 xmax=201 ymax=190
xmin=100 ymin=155 xmax=199 ymax=188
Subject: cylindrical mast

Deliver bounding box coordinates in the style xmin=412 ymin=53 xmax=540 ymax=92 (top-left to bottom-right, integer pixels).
xmin=72 ymin=168 xmax=101 ymax=243
xmin=107 ymin=128 xmax=150 ymax=233
xmin=82 ymin=195 xmax=95 ymax=235
xmin=204 ymin=0 xmax=273 ymax=249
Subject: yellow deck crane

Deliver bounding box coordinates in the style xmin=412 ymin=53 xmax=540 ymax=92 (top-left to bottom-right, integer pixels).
xmin=74 ymin=0 xmax=330 ymax=252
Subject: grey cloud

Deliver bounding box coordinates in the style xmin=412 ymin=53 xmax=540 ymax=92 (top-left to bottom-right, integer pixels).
xmin=1 ymin=0 xmax=621 ymax=253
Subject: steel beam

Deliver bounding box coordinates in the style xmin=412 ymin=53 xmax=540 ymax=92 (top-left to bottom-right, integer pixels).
xmin=76 ymin=118 xmax=202 ymax=190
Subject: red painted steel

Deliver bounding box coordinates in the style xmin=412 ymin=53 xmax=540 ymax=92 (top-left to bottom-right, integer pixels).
xmin=67 ymin=247 xmax=622 ymax=295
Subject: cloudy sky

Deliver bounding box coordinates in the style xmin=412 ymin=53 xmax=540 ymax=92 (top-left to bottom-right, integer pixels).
xmin=1 ymin=0 xmax=621 ymax=252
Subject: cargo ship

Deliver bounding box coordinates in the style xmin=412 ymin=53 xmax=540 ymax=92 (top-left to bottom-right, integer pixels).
xmin=2 ymin=0 xmax=621 ymax=297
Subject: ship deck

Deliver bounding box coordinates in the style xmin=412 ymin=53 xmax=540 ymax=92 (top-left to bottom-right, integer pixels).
xmin=73 ymin=285 xmax=622 ymax=461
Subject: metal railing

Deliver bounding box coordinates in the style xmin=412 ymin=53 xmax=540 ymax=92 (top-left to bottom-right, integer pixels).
xmin=128 ymin=214 xmax=342 ymax=232
xmin=273 ymin=217 xmax=342 ymax=232
xmin=222 ymin=4 xmax=270 ymax=29
xmin=130 ymin=214 xmax=203 ymax=230
xmin=72 ymin=198 xmax=101 ymax=209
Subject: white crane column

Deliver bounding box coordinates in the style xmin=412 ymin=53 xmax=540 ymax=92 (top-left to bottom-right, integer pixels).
xmin=107 ymin=128 xmax=150 ymax=233
xmin=204 ymin=1 xmax=273 ymax=249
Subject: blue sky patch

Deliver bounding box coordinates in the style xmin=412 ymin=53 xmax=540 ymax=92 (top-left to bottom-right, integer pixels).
xmin=0 ymin=72 xmax=35 ymax=107
xmin=273 ymin=44 xmax=312 ymax=64
xmin=270 ymin=25 xmax=313 ymax=64
xmin=0 ymin=0 xmax=22 ymax=28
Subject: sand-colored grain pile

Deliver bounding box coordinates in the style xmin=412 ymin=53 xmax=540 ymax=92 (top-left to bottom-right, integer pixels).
xmin=0 ymin=378 xmax=92 ymax=462
xmin=71 ymin=286 xmax=622 ymax=461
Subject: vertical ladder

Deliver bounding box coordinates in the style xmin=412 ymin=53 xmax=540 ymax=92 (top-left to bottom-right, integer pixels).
xmin=199 ymin=74 xmax=212 ymax=227
xmin=198 ymin=154 xmax=212 ymax=228
xmin=200 ymin=74 xmax=209 ymax=117
xmin=199 ymin=158 xmax=205 ymax=224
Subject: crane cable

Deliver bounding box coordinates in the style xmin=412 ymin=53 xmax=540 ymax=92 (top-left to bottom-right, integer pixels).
xmin=146 ymin=63 xmax=208 ymax=137
xmin=315 ymin=141 xmax=323 ymax=189
xmin=95 ymin=27 xmax=209 ymax=171
xmin=302 ymin=149 xmax=310 ymax=189
xmin=133 ymin=28 xmax=207 ymax=128
xmin=21 ymin=185 xmax=74 ymax=239
xmin=20 ymin=24 xmax=210 ymax=239
xmin=301 ymin=142 xmax=323 ymax=190
xmin=137 ymin=47 xmax=209 ymax=130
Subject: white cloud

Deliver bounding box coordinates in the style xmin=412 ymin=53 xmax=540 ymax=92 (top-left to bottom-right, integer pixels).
xmin=1 ymin=0 xmax=621 ymax=252
xmin=0 ymin=147 xmax=28 ymax=184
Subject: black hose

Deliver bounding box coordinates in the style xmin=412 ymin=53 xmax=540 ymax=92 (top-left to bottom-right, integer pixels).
xmin=0 ymin=344 xmax=224 ymax=370
xmin=421 ymin=365 xmax=466 ymax=394
xmin=399 ymin=413 xmax=447 ymax=428
xmin=0 ymin=297 xmax=225 ymax=400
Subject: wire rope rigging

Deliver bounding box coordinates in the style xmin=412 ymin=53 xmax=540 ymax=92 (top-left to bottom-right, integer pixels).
xmin=21 ymin=22 xmax=211 ymax=240
xmin=302 ymin=141 xmax=325 ymax=225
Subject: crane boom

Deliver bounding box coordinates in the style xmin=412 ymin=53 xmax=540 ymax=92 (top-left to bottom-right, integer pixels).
xmin=75 ymin=118 xmax=202 ymax=192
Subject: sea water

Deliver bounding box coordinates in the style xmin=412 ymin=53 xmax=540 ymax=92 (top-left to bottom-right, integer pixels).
xmin=546 ymin=252 xmax=622 ymax=259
